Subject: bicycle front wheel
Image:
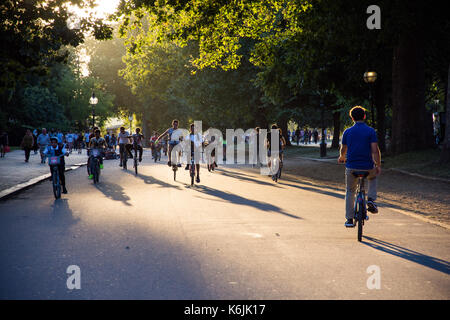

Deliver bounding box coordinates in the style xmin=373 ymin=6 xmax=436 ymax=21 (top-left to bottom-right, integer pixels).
xmin=190 ymin=166 xmax=195 ymax=186
xmin=52 ymin=168 xmax=61 ymax=199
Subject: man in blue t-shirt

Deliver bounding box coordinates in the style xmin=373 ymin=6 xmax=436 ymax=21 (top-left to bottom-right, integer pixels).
xmin=338 ymin=106 xmax=381 ymax=228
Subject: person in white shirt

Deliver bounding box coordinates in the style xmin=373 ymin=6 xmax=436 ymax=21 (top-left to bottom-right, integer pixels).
xmin=66 ymin=132 xmax=74 ymax=153
xmin=118 ymin=126 xmax=133 ymax=166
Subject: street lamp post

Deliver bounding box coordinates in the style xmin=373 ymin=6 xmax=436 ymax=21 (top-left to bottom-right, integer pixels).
xmin=320 ymin=99 xmax=327 ymax=158
xmin=89 ymin=92 xmax=98 ymax=129
xmin=129 ymin=115 xmax=133 ymax=133
xmin=364 ymin=71 xmax=377 ymax=128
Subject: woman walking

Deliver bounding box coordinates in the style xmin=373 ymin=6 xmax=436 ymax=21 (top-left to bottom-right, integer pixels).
xmin=21 ymin=129 xmax=34 ymax=162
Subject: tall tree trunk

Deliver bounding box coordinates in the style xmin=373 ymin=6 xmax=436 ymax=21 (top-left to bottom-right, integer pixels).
xmin=440 ymin=63 xmax=450 ymax=163
xmin=331 ymin=109 xmax=341 ymax=149
xmin=375 ymin=77 xmax=386 ymax=153
xmin=391 ymin=29 xmax=433 ymax=154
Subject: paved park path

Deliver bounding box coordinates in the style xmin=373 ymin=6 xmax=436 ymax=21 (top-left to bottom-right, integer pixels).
xmin=0 ymin=150 xmax=449 ymax=299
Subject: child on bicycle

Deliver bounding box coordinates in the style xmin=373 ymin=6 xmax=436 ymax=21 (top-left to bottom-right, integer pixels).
xmin=44 ymin=137 xmax=69 ymax=194
xmin=338 ymin=106 xmax=381 ymax=228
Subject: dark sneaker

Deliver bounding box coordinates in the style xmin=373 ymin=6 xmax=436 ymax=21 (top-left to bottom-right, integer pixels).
xmin=62 ymin=187 xmax=68 ymax=194
xmin=139 ymin=157 xmax=142 ymax=162
xmin=119 ymin=163 xmax=122 ymax=167
xmin=177 ymin=163 xmax=182 ymax=167
xmin=367 ymin=199 xmax=378 ymax=214
xmin=345 ymin=219 xmax=355 ymax=228
xmin=196 ymin=176 xmax=200 ymax=183
xmin=185 ymin=165 xmax=189 ymax=170
xmin=167 ymin=161 xmax=172 ymax=166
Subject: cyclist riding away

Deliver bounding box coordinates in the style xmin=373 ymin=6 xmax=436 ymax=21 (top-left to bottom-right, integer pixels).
xmin=157 ymin=119 xmax=183 ymax=167
xmin=44 ymin=137 xmax=69 ymax=194
xmin=88 ymin=129 xmax=107 ymax=179
xmin=338 ymin=106 xmax=381 ymax=228
xmin=266 ymin=124 xmax=286 ymax=173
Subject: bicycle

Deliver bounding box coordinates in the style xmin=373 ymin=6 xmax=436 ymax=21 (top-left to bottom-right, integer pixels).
xmin=352 ymin=171 xmax=370 ymax=242
xmin=133 ymin=141 xmax=139 ymax=175
xmin=171 ymin=149 xmax=182 ymax=181
xmin=120 ymin=144 xmax=130 ymax=170
xmin=269 ymin=152 xmax=283 ymax=182
xmin=189 ymin=152 xmax=196 ymax=186
xmin=154 ymin=143 xmax=162 ymax=162
xmin=89 ymin=148 xmax=102 ymax=184
xmin=47 ymin=154 xmax=66 ymax=199
xmin=207 ymin=151 xmax=216 ymax=172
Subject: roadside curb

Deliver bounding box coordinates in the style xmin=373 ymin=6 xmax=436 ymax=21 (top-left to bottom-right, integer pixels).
xmin=387 ymin=168 xmax=450 ymax=184
xmin=386 ymin=206 xmax=450 ymax=230
xmin=0 ymin=162 xmax=87 ymax=201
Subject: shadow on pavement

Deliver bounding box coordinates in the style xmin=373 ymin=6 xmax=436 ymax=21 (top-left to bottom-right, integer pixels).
xmin=192 ymin=185 xmax=302 ymax=220
xmin=214 ymin=168 xmax=282 ymax=188
xmin=362 ymin=236 xmax=450 ymax=275
xmin=95 ymin=182 xmax=132 ymax=206
xmin=124 ymin=170 xmax=182 ymax=190
xmin=278 ymin=181 xmax=345 ymax=200
xmin=50 ymin=198 xmax=80 ymax=227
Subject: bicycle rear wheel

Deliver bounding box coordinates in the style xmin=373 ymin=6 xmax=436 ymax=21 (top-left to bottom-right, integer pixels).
xmin=190 ymin=165 xmax=195 ymax=186
xmin=93 ymin=160 xmax=99 ymax=184
xmin=96 ymin=161 xmax=100 ymax=183
xmin=278 ymin=161 xmax=283 ymax=179
xmin=356 ymin=199 xmax=364 ymax=242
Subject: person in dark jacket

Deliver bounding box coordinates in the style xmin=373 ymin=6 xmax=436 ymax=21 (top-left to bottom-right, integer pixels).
xmin=21 ymin=129 xmax=34 ymax=162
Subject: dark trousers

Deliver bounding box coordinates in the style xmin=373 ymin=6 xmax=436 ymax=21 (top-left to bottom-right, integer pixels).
xmin=132 ymin=145 xmax=143 ymax=159
xmin=24 ymin=147 xmax=31 ymax=161
xmin=50 ymin=164 xmax=66 ymax=187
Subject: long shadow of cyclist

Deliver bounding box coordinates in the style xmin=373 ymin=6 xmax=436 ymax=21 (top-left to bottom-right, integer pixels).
xmin=192 ymin=185 xmax=302 ymax=220
xmin=362 ymin=236 xmax=450 ymax=275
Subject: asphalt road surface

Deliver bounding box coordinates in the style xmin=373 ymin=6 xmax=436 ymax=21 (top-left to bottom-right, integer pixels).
xmin=1 ymin=151 xmax=449 ymax=299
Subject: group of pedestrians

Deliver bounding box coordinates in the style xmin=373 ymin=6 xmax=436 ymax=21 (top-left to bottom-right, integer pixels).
xmin=16 ymin=128 xmax=118 ymax=164
xmin=288 ymin=128 xmax=326 ymax=145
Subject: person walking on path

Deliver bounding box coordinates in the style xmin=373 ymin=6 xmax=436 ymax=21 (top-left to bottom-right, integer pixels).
xmin=32 ymin=129 xmax=39 ymax=154
xmin=0 ymin=130 xmax=9 ymax=158
xmin=313 ymin=129 xmax=319 ymax=144
xmin=20 ymin=129 xmax=34 ymax=162
xmin=338 ymin=106 xmax=381 ymax=228
xmin=295 ymin=128 xmax=301 ymax=145
xmin=77 ymin=132 xmax=84 ymax=154
xmin=37 ymin=128 xmax=50 ymax=163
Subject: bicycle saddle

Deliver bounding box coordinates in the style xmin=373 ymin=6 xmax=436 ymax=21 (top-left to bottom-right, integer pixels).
xmin=352 ymin=171 xmax=370 ymax=178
